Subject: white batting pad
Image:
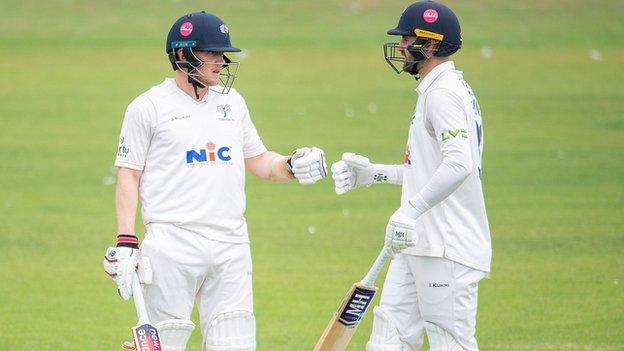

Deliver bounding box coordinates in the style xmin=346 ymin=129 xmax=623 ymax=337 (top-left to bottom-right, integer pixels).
xmin=425 ymin=322 xmax=465 ymax=351
xmin=204 ymin=310 xmax=256 ymax=351
xmin=155 ymin=319 xmax=195 ymax=351
xmin=366 ymin=307 xmax=402 ymax=351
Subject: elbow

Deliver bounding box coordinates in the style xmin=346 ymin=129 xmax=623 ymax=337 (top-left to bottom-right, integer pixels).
xmin=268 ymin=174 xmax=289 ymax=183
xmin=249 ymin=167 xmax=272 ymax=181
xmin=458 ymin=161 xmax=472 ymax=179
xmin=444 ymin=156 xmax=472 ymax=181
xmin=266 ymin=170 xmax=280 ymax=182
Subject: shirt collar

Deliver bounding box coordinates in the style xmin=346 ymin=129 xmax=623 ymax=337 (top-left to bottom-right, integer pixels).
xmin=416 ymin=61 xmax=455 ymax=95
xmin=166 ymin=77 xmax=213 ymax=103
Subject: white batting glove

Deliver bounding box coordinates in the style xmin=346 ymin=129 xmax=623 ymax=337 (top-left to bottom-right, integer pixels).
xmin=288 ymin=147 xmax=327 ymax=185
xmin=104 ymin=246 xmax=138 ymax=300
xmin=384 ymin=207 xmax=418 ymax=258
xmin=103 ymin=235 xmax=152 ymax=300
xmin=333 ymin=153 xmax=395 ymax=195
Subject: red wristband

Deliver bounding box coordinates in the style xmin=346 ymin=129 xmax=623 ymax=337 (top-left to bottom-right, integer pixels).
xmin=116 ymin=234 xmax=139 ymax=249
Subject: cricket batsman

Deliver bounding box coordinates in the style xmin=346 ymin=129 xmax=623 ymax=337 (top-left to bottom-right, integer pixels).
xmin=102 ymin=11 xmax=327 ymax=351
xmin=331 ymin=1 xmax=491 ymax=350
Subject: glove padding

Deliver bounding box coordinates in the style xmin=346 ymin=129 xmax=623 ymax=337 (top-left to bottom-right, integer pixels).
xmin=331 ymin=153 xmax=376 ymax=195
xmin=103 ymin=247 xmax=152 ymax=300
xmin=384 ymin=208 xmax=417 ymax=258
xmin=290 ymin=147 xmax=327 ymax=185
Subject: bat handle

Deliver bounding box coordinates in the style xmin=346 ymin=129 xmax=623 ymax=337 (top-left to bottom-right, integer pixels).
xmin=132 ymin=273 xmax=150 ymax=325
xmin=360 ymin=249 xmax=391 ymax=288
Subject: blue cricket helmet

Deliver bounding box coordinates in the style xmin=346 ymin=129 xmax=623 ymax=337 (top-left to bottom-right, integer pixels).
xmin=388 ymin=1 xmax=461 ymax=57
xmin=166 ymin=11 xmax=240 ymax=55
xmin=165 ymin=11 xmax=241 ymax=95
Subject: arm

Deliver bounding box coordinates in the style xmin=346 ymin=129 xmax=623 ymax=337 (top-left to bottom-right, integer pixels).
xmin=385 ymin=89 xmax=473 ymax=256
xmin=245 ymin=148 xmax=327 ymax=184
xmin=238 ymin=94 xmax=325 ymax=184
xmin=104 ymin=167 xmax=144 ymax=301
xmin=245 ymin=151 xmax=294 ymax=183
xmin=115 ymin=167 xmax=143 ymax=233
xmin=403 ymin=89 xmax=473 ymax=218
xmin=406 ymin=149 xmax=472 ymax=217
xmin=103 ymin=98 xmax=153 ymax=300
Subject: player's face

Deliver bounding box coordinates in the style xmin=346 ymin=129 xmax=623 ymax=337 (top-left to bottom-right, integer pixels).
xmin=398 ymin=36 xmax=418 ymax=73
xmin=398 ymin=36 xmax=418 ymax=63
xmin=194 ymin=51 xmax=226 ymax=87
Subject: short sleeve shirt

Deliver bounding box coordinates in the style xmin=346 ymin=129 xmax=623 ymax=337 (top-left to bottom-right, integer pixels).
xmin=115 ymin=78 xmax=267 ymax=243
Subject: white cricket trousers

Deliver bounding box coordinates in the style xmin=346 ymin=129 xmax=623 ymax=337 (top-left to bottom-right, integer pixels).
xmin=376 ymin=255 xmax=487 ymax=351
xmin=140 ymin=223 xmax=254 ymax=345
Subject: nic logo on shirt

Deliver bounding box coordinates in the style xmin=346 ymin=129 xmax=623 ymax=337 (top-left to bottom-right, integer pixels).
xmin=186 ymin=142 xmax=232 ymax=167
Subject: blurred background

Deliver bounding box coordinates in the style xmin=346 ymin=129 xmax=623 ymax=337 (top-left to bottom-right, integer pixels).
xmin=0 ymin=0 xmax=622 ymax=350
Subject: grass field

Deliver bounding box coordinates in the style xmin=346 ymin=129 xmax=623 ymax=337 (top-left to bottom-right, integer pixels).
xmin=1 ymin=0 xmax=623 ymax=350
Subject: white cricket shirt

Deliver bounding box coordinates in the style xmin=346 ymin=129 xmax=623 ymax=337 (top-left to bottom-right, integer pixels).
xmin=401 ymin=61 xmax=491 ymax=272
xmin=114 ymin=78 xmax=267 ymax=243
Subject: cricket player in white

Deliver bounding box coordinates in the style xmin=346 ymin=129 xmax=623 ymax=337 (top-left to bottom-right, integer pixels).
xmin=331 ymin=2 xmax=491 ymax=350
xmin=102 ymin=12 xmax=327 ymax=351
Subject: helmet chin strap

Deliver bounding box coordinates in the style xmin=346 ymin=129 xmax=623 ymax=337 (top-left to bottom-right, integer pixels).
xmin=181 ymin=47 xmax=207 ymax=100
xmin=187 ymin=70 xmax=206 ymax=100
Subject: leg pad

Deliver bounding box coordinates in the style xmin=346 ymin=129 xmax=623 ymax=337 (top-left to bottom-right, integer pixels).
xmin=156 ymin=319 xmax=195 ymax=351
xmin=425 ymin=322 xmax=464 ymax=351
xmin=204 ymin=310 xmax=255 ymax=351
xmin=366 ymin=307 xmax=403 ymax=351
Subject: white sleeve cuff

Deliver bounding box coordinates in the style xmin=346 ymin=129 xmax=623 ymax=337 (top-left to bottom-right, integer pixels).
xmin=243 ymin=144 xmax=268 ymax=159
xmin=114 ymin=160 xmax=145 ymax=171
xmin=402 ymin=194 xmax=431 ymax=219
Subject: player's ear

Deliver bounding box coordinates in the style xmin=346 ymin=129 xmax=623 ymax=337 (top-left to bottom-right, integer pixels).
xmin=427 ymin=40 xmax=441 ymax=55
xmin=176 ymin=49 xmax=186 ymax=61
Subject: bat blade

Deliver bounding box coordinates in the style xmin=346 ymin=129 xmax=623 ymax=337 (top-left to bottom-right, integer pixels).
xmin=132 ymin=323 xmax=162 ymax=351
xmin=314 ymin=283 xmax=377 ymax=351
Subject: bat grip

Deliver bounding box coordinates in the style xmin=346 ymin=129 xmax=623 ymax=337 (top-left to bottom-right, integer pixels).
xmin=360 ymin=249 xmax=391 ymax=288
xmin=132 ymin=273 xmax=150 ymax=325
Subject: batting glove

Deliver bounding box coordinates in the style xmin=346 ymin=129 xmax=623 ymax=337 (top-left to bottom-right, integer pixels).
xmin=332 ymin=153 xmax=401 ymax=195
xmin=384 ymin=206 xmax=418 ymax=258
xmin=103 ymin=235 xmax=152 ymax=300
xmin=288 ymin=147 xmax=327 ymax=185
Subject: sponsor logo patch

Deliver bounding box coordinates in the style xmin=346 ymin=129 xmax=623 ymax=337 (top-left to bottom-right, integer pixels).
xmin=186 ymin=141 xmax=233 ymax=167
xmin=423 ymin=9 xmax=439 ymax=23
xmin=441 ymin=129 xmax=468 ymax=141
xmin=117 ymin=136 xmax=129 ymax=158
xmin=180 ymin=22 xmax=193 ymax=37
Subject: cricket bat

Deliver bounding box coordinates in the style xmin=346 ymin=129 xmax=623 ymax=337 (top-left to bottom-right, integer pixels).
xmin=130 ymin=273 xmax=162 ymax=351
xmin=314 ymin=249 xmax=391 ymax=351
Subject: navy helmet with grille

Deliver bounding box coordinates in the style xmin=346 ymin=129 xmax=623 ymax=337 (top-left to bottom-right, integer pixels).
xmin=387 ymin=1 xmax=461 ymax=57
xmin=166 ymin=11 xmax=241 ymax=71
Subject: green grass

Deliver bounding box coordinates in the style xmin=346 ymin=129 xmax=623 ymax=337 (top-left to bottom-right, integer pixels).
xmin=1 ymin=0 xmax=623 ymax=350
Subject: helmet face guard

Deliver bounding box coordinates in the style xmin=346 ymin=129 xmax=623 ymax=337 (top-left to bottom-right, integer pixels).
xmin=169 ymin=46 xmax=239 ymax=95
xmin=383 ymin=37 xmax=437 ymax=75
